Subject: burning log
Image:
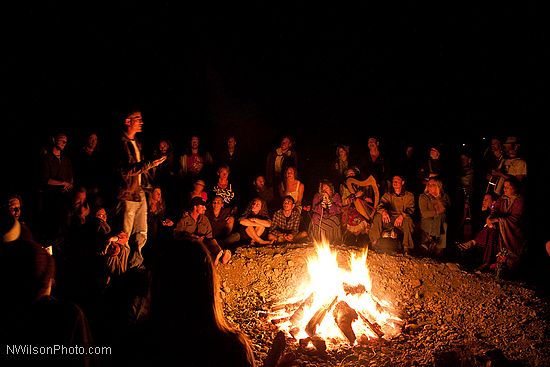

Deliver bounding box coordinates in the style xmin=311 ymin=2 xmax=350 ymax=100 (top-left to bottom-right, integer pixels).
xmin=358 ymin=310 xmax=384 ymax=339
xmin=290 ymin=326 xmax=300 ymax=339
xmin=343 ymin=283 xmax=385 ymax=313
xmin=343 ymin=283 xmax=366 ymax=295
xmin=310 ymin=335 xmax=326 ymax=353
xmin=271 ymin=299 xmax=304 ymax=312
xmin=289 ymin=293 xmax=315 ymax=326
xmin=263 ymin=331 xmax=286 ymax=367
xmin=333 ymin=301 xmax=358 ymax=344
xmin=305 ymin=296 xmax=339 ymax=337
xmin=271 ymin=316 xmax=290 ymax=325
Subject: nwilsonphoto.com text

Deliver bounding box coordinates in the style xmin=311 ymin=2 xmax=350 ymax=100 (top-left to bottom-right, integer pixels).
xmin=5 ymin=344 xmax=111 ymax=356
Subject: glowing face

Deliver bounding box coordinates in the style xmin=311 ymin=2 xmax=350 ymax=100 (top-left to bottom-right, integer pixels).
xmin=392 ymin=176 xmax=404 ymax=194
xmin=321 ymin=183 xmax=333 ymax=195
xmin=218 ymin=167 xmax=229 ymax=179
xmin=426 ymin=180 xmax=439 ymax=196
xmin=367 ymin=138 xmax=378 ymax=149
xmin=8 ymin=198 xmax=21 ymax=219
xmin=285 ymin=167 xmax=296 ymax=180
xmin=346 ymin=169 xmax=356 ymax=178
xmin=196 ymin=205 xmax=206 ymax=214
xmin=251 ymin=199 xmax=263 ymax=214
xmin=159 ymin=140 xmax=169 ymax=154
xmin=126 ymin=112 xmax=143 ymax=133
xmin=429 ymin=148 xmax=440 ymax=160
xmin=283 ymin=198 xmax=295 ymax=211
xmin=255 ymin=176 xmax=265 ymax=188
xmin=55 ymin=135 xmax=68 ymax=150
xmin=280 ymin=137 xmax=291 ymax=151
xmin=503 ymin=181 xmax=516 ymax=197
xmin=338 ymin=147 xmax=348 ymax=160
xmin=212 ymin=197 xmax=224 ymax=208
xmin=87 ymin=134 xmax=98 ymax=149
xmin=152 ymin=188 xmax=162 ymax=201
xmin=482 ymin=194 xmax=493 ymax=211
xmin=191 ymin=136 xmax=200 ymax=149
xmin=227 ymin=137 xmax=236 ymax=149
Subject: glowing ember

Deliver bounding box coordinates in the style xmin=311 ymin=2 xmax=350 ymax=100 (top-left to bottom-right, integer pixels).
xmin=269 ymin=242 xmax=403 ymax=349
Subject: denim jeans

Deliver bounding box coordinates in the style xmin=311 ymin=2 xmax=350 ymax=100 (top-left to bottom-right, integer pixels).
xmin=117 ymin=191 xmax=148 ymax=269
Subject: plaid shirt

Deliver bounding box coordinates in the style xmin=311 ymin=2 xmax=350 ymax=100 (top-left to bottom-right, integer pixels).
xmin=270 ymin=208 xmax=301 ymax=236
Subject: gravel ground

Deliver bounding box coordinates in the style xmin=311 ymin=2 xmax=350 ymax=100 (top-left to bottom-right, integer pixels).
xmin=218 ymin=243 xmax=550 ymax=367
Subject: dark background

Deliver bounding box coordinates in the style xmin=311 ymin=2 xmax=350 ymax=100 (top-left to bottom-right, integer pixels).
xmin=1 ymin=2 xmax=547 ymax=246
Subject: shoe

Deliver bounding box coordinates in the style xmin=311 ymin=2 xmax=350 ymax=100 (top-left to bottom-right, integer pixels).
xmin=221 ymin=249 xmax=231 ymax=264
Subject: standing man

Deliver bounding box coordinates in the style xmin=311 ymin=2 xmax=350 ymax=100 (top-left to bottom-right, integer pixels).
xmin=265 ymin=135 xmax=298 ymax=190
xmin=39 ymin=132 xmax=74 ymax=248
xmin=115 ymin=109 xmax=166 ymax=269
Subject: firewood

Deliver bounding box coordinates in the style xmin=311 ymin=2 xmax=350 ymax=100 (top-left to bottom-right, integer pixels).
xmin=289 ymin=293 xmax=315 ymax=326
xmin=289 ymin=326 xmax=300 ymax=340
xmin=333 ymin=301 xmax=358 ymax=344
xmin=262 ymin=330 xmax=286 ymax=367
xmin=271 ymin=316 xmax=290 ymax=325
xmin=304 ymin=296 xmax=339 ymax=337
xmin=310 ymin=335 xmax=327 ymax=353
xmin=298 ymin=337 xmax=310 ymax=348
xmin=271 ymin=299 xmax=304 ymax=312
xmin=358 ymin=310 xmax=384 ymax=339
xmin=342 ymin=283 xmax=366 ymax=295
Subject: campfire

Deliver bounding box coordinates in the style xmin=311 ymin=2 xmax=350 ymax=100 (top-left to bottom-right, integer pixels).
xmin=268 ymin=242 xmax=403 ymax=351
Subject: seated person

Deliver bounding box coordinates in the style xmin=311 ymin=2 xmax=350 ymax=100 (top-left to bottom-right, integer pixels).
xmin=173 ymin=196 xmax=231 ymax=265
xmin=150 ymin=238 xmax=256 ymax=367
xmin=459 ymin=178 xmax=526 ymax=275
xmin=308 ymin=179 xmax=343 ymax=244
xmin=340 ymin=167 xmax=374 ymax=243
xmin=369 ymin=175 xmax=415 ymax=254
xmin=418 ymin=177 xmax=450 ymax=257
xmin=457 ymin=192 xmax=498 ymax=270
xmin=205 ymin=195 xmax=240 ymax=247
xmin=0 ymin=217 xmax=96 ymax=367
xmin=238 ymin=197 xmax=273 ymax=245
xmin=267 ymin=195 xmax=307 ymax=244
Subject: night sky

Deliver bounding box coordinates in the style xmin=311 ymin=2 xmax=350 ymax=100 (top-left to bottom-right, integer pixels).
xmin=2 ymin=3 xmax=547 ymax=242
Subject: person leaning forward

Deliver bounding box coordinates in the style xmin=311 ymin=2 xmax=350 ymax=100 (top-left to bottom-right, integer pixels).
xmin=173 ymin=196 xmax=231 ymax=265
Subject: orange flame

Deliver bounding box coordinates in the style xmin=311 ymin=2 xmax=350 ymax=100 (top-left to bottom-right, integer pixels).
xmin=270 ymin=242 xmax=402 ymax=347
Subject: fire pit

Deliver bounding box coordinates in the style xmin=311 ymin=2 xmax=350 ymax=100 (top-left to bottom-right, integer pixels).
xmin=268 ymin=243 xmax=403 ymax=351
xmin=218 ymin=243 xmax=550 ymax=366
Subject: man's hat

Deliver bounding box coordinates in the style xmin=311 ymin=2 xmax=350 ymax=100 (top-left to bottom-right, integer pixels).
xmin=190 ymin=196 xmax=207 ymax=207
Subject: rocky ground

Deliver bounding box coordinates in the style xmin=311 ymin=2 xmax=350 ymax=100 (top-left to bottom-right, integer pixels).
xmin=218 ymin=243 xmax=550 ymax=367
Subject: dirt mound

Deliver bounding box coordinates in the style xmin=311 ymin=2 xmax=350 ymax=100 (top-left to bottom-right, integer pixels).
xmin=218 ymin=243 xmax=550 ymax=367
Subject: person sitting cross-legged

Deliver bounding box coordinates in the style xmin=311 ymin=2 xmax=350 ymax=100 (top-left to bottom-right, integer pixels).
xmin=268 ymin=195 xmax=308 ymax=245
xmin=238 ymin=197 xmax=273 ymax=245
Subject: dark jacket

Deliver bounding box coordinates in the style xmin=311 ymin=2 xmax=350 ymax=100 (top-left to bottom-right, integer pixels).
xmin=117 ymin=133 xmax=156 ymax=202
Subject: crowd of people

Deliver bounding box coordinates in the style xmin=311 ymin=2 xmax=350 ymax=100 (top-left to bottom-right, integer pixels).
xmin=0 ymin=106 xmax=538 ymax=366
